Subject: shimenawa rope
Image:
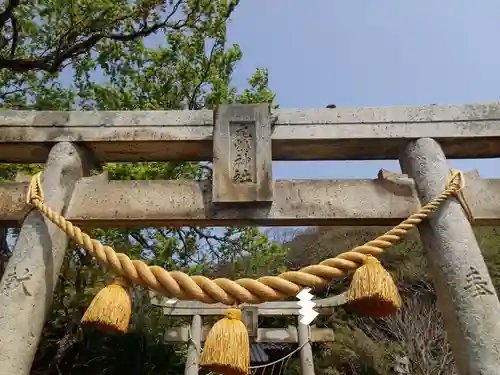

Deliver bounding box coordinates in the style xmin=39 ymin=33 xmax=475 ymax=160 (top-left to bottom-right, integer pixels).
xmin=25 ymin=170 xmax=467 ymax=306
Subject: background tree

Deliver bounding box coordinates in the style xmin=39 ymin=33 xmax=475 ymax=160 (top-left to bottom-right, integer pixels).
xmin=0 ymin=1 xmax=284 ymax=374
xmin=283 ymin=226 xmax=500 ymax=375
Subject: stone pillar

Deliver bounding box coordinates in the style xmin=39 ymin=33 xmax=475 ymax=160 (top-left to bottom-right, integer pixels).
xmin=212 ymin=104 xmax=273 ymax=204
xmin=297 ymin=322 xmax=315 ymax=375
xmin=184 ymin=314 xmax=202 ymax=375
xmin=400 ymin=138 xmax=500 ymax=375
xmin=0 ymin=142 xmax=89 ymax=375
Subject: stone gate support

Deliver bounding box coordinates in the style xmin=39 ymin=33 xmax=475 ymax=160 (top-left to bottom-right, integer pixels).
xmin=400 ymin=138 xmax=500 ymax=375
xmin=0 ymin=142 xmax=89 ymax=375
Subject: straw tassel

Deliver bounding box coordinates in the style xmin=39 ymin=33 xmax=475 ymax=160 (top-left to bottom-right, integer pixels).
xmin=81 ymin=278 xmax=132 ymax=333
xmin=200 ymin=308 xmax=250 ymax=375
xmin=346 ymin=254 xmax=402 ymax=317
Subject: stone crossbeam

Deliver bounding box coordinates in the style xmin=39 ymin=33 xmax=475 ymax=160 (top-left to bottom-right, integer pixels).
xmin=151 ymin=292 xmax=348 ymax=316
xmin=162 ymin=325 xmax=335 ymax=344
xmin=1 ymin=102 xmax=500 ymax=162
xmin=1 ymin=169 xmax=499 ymax=228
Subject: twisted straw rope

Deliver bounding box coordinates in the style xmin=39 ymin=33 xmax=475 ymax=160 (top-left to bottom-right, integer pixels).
xmin=25 ymin=171 xmax=467 ymax=306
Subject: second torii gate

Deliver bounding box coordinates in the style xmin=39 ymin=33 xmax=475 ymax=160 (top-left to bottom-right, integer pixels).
xmin=150 ymin=292 xmax=348 ymax=375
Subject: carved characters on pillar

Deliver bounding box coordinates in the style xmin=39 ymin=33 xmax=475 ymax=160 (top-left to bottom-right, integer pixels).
xmin=230 ymin=123 xmax=256 ymax=184
xmin=464 ymin=266 xmax=495 ymax=298
xmin=1 ymin=266 xmax=33 ymax=296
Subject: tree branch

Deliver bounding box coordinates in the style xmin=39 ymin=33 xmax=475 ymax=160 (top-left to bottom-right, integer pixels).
xmin=8 ymin=13 xmax=17 ymax=57
xmin=0 ymin=227 xmax=11 ymax=279
xmin=188 ymin=40 xmax=218 ymax=110
xmin=0 ymin=0 xmax=19 ymax=31
xmin=108 ymin=0 xmax=185 ymax=41
xmin=0 ymin=0 xmax=240 ymax=74
xmin=0 ymin=0 xmax=185 ymax=72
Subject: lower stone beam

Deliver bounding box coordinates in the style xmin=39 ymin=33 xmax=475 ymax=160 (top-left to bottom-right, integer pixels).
xmin=1 ymin=170 xmax=498 ymax=228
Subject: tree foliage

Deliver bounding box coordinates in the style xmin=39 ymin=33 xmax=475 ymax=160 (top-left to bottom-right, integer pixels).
xmin=0 ymin=1 xmax=281 ymax=374
xmin=284 ymin=225 xmax=500 ymax=375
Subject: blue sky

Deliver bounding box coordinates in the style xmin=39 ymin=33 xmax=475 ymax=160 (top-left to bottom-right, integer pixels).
xmin=226 ymin=0 xmax=499 ymax=180
xmin=49 ymin=1 xmax=500 ymax=246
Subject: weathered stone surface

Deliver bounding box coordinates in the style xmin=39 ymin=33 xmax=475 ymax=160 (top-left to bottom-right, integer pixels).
xmin=1 ymin=170 xmax=499 ymax=228
xmin=0 ymin=142 xmax=89 ymax=375
xmin=0 ymin=181 xmax=31 ymax=226
xmin=298 ymin=323 xmax=315 ymax=375
xmin=184 ymin=315 xmax=202 ymax=375
xmin=212 ymin=104 xmax=273 ymax=203
xmin=400 ymin=138 xmax=500 ymax=375
xmin=151 ymin=292 xmax=348 ymax=316
xmin=1 ymin=102 xmax=500 ymax=162
xmin=163 ymin=325 xmax=334 ymax=344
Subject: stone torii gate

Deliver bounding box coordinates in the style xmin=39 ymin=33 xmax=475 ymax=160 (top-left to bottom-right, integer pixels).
xmin=0 ymin=102 xmax=500 ymax=375
xmin=150 ymin=292 xmax=347 ymax=375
